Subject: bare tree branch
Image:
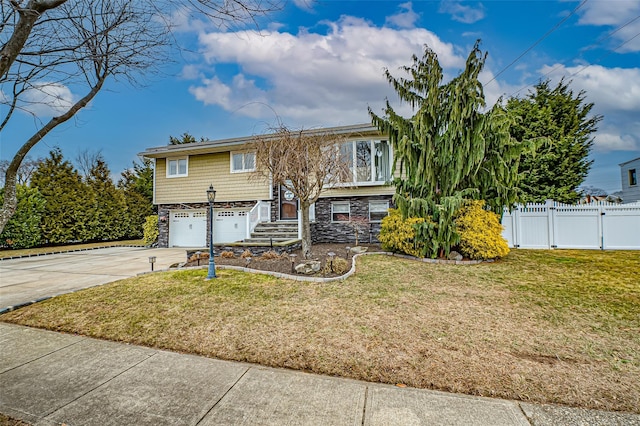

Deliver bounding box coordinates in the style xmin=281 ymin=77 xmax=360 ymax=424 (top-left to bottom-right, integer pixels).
xmin=252 ymin=126 xmax=351 ymax=257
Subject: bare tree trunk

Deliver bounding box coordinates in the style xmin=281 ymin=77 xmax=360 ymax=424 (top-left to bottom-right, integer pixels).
xmin=0 ymin=77 xmax=105 ymax=234
xmin=300 ymin=201 xmax=311 ymax=259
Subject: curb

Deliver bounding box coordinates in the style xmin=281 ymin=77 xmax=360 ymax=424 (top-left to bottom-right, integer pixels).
xmin=0 ymin=244 xmax=146 ymax=261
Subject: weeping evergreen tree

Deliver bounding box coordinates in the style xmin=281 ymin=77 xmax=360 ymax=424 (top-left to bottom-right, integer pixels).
xmin=369 ymin=42 xmax=524 ymax=258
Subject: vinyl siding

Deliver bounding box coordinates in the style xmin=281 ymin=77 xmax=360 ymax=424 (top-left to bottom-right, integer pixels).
xmin=154 ymin=153 xmax=270 ymax=204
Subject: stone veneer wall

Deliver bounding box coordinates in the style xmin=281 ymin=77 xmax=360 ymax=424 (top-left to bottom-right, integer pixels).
xmin=311 ymin=195 xmax=394 ymax=244
xmin=157 ymin=201 xmax=257 ymax=248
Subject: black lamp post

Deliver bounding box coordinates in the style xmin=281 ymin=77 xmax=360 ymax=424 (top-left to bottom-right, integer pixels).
xmin=206 ymin=184 xmax=217 ymax=279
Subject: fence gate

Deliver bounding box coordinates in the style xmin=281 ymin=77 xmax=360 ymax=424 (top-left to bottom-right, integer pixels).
xmin=502 ymin=200 xmax=640 ymax=250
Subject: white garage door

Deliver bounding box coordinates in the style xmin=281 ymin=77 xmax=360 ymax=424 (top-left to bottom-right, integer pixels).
xmin=214 ymin=210 xmax=248 ymax=243
xmin=169 ymin=210 xmax=207 ymax=247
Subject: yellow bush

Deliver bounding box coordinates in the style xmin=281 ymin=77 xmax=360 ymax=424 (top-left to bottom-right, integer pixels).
xmin=378 ymin=209 xmax=426 ymax=258
xmin=143 ymin=216 xmax=158 ymax=246
xmin=455 ymin=200 xmax=509 ymax=260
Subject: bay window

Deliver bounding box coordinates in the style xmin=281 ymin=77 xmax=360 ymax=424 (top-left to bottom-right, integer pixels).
xmin=339 ymin=140 xmax=391 ymax=184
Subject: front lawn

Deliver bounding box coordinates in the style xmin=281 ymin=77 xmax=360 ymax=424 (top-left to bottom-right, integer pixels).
xmin=2 ymin=250 xmax=638 ymax=413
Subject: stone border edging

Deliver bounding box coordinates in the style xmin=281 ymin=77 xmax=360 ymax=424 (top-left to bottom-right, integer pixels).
xmin=160 ymin=250 xmax=483 ymax=283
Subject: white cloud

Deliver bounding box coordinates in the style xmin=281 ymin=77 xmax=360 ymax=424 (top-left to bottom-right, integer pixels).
xmin=180 ymin=64 xmax=202 ymax=80
xmin=578 ymin=0 xmax=640 ymax=52
xmin=438 ymin=1 xmax=485 ymax=24
xmin=190 ymin=16 xmax=464 ymax=125
xmin=538 ymin=63 xmax=640 ymax=152
xmin=540 ymin=64 xmax=640 ymax=112
xmin=19 ymin=83 xmax=76 ymax=117
xmin=593 ymin=132 xmax=639 ymax=151
xmin=292 ymin=0 xmax=315 ymax=11
xmin=385 ymin=2 xmax=420 ymax=29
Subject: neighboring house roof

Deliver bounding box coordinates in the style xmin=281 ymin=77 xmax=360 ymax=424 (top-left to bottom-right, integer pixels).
xmin=139 ymin=123 xmax=380 ymax=158
xmin=619 ymin=157 xmax=640 ymax=167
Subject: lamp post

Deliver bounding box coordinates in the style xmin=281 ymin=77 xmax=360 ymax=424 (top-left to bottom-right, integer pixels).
xmin=206 ymin=184 xmax=217 ymax=279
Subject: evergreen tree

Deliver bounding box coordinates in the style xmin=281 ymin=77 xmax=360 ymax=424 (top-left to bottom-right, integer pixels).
xmin=86 ymin=157 xmax=127 ymax=241
xmin=169 ymin=132 xmax=205 ymax=145
xmin=0 ymin=185 xmax=45 ymax=249
xmin=369 ymin=42 xmax=524 ymax=258
xmin=30 ymin=149 xmax=90 ymax=244
xmin=118 ymin=158 xmax=154 ymax=238
xmin=506 ymin=79 xmax=601 ymax=203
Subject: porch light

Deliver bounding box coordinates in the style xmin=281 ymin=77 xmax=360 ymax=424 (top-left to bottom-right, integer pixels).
xmin=206 ymin=184 xmax=217 ymax=280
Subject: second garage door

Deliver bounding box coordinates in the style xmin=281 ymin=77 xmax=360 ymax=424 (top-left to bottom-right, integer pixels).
xmin=214 ymin=210 xmax=248 ymax=243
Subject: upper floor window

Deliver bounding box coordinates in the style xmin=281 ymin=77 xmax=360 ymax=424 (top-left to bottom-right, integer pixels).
xmin=231 ymin=151 xmax=256 ymax=173
xmin=629 ymin=169 xmax=637 ymax=186
xmin=167 ymin=157 xmax=188 ymax=177
xmin=339 ymin=140 xmax=391 ymax=184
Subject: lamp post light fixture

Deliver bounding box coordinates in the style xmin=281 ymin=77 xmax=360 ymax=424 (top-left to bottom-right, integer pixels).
xmin=148 ymin=256 xmax=156 ymax=272
xmin=206 ymin=184 xmax=217 ymax=280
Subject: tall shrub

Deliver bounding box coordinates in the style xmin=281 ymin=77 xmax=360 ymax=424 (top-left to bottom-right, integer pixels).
xmin=143 ymin=215 xmax=159 ymax=246
xmin=0 ymin=185 xmax=45 ymax=249
xmin=370 ymin=42 xmax=524 ymax=258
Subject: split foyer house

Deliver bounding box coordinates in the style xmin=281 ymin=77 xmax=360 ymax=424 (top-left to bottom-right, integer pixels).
xmin=140 ymin=123 xmax=395 ymax=248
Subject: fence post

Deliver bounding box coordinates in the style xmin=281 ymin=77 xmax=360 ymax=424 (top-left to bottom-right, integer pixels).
xmin=546 ymin=199 xmax=555 ymax=249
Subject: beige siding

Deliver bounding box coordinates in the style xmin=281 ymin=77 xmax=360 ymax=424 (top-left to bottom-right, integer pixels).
xmin=155 ymin=153 xmax=270 ymax=204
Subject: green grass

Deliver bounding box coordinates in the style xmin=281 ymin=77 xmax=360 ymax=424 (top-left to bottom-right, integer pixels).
xmin=2 ymin=249 xmax=639 ymax=413
xmin=0 ymin=240 xmax=144 ymax=259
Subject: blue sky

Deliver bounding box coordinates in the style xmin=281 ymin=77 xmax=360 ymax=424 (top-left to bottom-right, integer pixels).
xmin=2 ymin=0 xmax=639 ymax=194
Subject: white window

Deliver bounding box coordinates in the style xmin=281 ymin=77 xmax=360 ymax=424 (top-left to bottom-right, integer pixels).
xmin=167 ymin=157 xmax=188 ymax=177
xmin=369 ymin=201 xmax=390 ymax=222
xmin=331 ymin=202 xmax=350 ymax=222
xmin=338 ymin=140 xmax=391 ymax=184
xmin=231 ymin=152 xmax=256 ymax=173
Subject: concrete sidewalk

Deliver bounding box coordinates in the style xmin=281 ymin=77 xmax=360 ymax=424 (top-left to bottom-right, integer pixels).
xmin=1 ymin=323 xmax=638 ymax=426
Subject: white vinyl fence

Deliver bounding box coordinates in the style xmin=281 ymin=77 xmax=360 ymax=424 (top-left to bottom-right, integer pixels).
xmin=501 ymin=200 xmax=640 ymax=250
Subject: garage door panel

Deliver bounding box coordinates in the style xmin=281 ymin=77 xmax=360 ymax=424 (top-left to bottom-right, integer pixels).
xmin=169 ymin=210 xmax=206 ymax=247
xmin=214 ymin=210 xmax=247 ymax=243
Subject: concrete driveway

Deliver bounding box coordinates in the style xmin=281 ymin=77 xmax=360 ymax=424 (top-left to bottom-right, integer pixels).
xmin=0 ymin=247 xmax=188 ymax=311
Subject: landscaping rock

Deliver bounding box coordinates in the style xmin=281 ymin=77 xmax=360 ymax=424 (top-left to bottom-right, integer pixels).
xmin=295 ymin=260 xmax=321 ymax=275
xmin=448 ymin=251 xmax=463 ymax=261
xmin=350 ymin=246 xmax=368 ymax=254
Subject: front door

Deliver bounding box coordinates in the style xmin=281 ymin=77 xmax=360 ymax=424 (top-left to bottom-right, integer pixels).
xmin=279 ymin=185 xmax=298 ymax=220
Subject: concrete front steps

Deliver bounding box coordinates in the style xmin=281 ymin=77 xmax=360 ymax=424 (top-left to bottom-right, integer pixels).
xmin=243 ymin=221 xmax=299 ymax=244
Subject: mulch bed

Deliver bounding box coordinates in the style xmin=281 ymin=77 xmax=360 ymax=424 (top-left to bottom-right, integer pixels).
xmin=186 ymin=243 xmax=381 ymax=278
